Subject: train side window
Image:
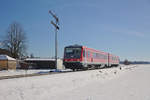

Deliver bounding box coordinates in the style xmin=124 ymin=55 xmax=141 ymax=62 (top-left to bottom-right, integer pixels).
xmin=95 ymin=53 xmax=97 ymax=58
xmin=97 ymin=54 xmax=99 ymax=59
xmin=83 ymin=50 xmax=85 ymax=57
xmin=101 ymin=54 xmax=103 ymax=59
xmin=101 ymin=54 xmax=104 ymax=59
xmin=103 ymin=55 xmax=105 ymax=59
xmin=104 ymin=55 xmax=106 ymax=59
xmin=93 ymin=53 xmax=96 ymax=58
xmin=96 ymin=53 xmax=98 ymax=58
xmin=88 ymin=51 xmax=90 ymax=58
xmin=99 ymin=54 xmax=102 ymax=59
xmin=93 ymin=53 xmax=94 ymax=58
xmin=99 ymin=54 xmax=101 ymax=59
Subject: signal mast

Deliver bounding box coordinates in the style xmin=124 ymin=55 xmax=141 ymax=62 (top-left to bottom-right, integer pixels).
xmin=49 ymin=10 xmax=59 ymax=69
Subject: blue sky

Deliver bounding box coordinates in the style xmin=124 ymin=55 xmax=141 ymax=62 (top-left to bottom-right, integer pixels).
xmin=0 ymin=0 xmax=150 ymax=61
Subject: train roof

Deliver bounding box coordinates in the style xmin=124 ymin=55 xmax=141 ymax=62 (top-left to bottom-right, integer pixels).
xmin=65 ymin=44 xmax=82 ymax=48
xmin=25 ymin=58 xmax=55 ymax=61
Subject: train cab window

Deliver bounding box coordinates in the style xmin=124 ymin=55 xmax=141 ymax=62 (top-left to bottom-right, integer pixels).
xmin=64 ymin=47 xmax=82 ymax=59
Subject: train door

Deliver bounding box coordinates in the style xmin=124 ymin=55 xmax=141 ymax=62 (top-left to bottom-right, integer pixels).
xmin=91 ymin=52 xmax=93 ymax=62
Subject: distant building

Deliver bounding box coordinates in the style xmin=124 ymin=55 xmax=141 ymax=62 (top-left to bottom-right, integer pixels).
xmin=24 ymin=58 xmax=64 ymax=69
xmin=0 ymin=55 xmax=16 ymax=70
xmin=24 ymin=58 xmax=56 ymax=69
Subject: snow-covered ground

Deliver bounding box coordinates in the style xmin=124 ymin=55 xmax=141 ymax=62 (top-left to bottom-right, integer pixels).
xmin=0 ymin=64 xmax=150 ymax=100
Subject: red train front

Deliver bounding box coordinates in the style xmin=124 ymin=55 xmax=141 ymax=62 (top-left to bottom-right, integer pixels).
xmin=63 ymin=45 xmax=119 ymax=70
xmin=63 ymin=45 xmax=84 ymax=70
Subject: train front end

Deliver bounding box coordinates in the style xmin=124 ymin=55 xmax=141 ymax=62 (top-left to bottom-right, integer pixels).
xmin=63 ymin=45 xmax=84 ymax=70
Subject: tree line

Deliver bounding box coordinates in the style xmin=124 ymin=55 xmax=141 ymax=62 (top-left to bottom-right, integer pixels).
xmin=1 ymin=22 xmax=27 ymax=59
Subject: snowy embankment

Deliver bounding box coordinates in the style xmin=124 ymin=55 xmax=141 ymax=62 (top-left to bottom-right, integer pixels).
xmin=0 ymin=64 xmax=150 ymax=100
xmin=0 ymin=69 xmax=71 ymax=77
xmin=0 ymin=69 xmax=49 ymax=77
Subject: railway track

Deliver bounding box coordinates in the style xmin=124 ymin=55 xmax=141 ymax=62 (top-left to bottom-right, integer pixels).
xmin=0 ymin=66 xmax=123 ymax=80
xmin=0 ymin=69 xmax=95 ymax=80
xmin=0 ymin=69 xmax=99 ymax=80
xmin=0 ymin=72 xmax=53 ymax=80
xmin=0 ymin=71 xmax=72 ymax=80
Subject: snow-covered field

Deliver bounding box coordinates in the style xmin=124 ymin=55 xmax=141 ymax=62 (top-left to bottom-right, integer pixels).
xmin=0 ymin=64 xmax=150 ymax=100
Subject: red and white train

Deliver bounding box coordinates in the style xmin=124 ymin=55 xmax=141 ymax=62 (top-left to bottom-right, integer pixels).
xmin=63 ymin=45 xmax=119 ymax=70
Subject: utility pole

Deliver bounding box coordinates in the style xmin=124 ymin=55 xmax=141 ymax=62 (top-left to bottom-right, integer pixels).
xmin=49 ymin=10 xmax=59 ymax=69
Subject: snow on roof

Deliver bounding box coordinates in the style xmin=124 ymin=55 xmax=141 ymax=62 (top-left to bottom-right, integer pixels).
xmin=0 ymin=55 xmax=16 ymax=61
xmin=25 ymin=58 xmax=55 ymax=61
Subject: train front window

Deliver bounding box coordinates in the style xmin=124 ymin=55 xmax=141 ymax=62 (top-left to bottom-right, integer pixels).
xmin=65 ymin=48 xmax=81 ymax=59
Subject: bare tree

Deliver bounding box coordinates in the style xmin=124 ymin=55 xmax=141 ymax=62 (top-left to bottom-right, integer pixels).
xmin=2 ymin=22 xmax=27 ymax=58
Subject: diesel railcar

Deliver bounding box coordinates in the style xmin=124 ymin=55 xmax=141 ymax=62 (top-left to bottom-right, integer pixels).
xmin=63 ymin=45 xmax=119 ymax=70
